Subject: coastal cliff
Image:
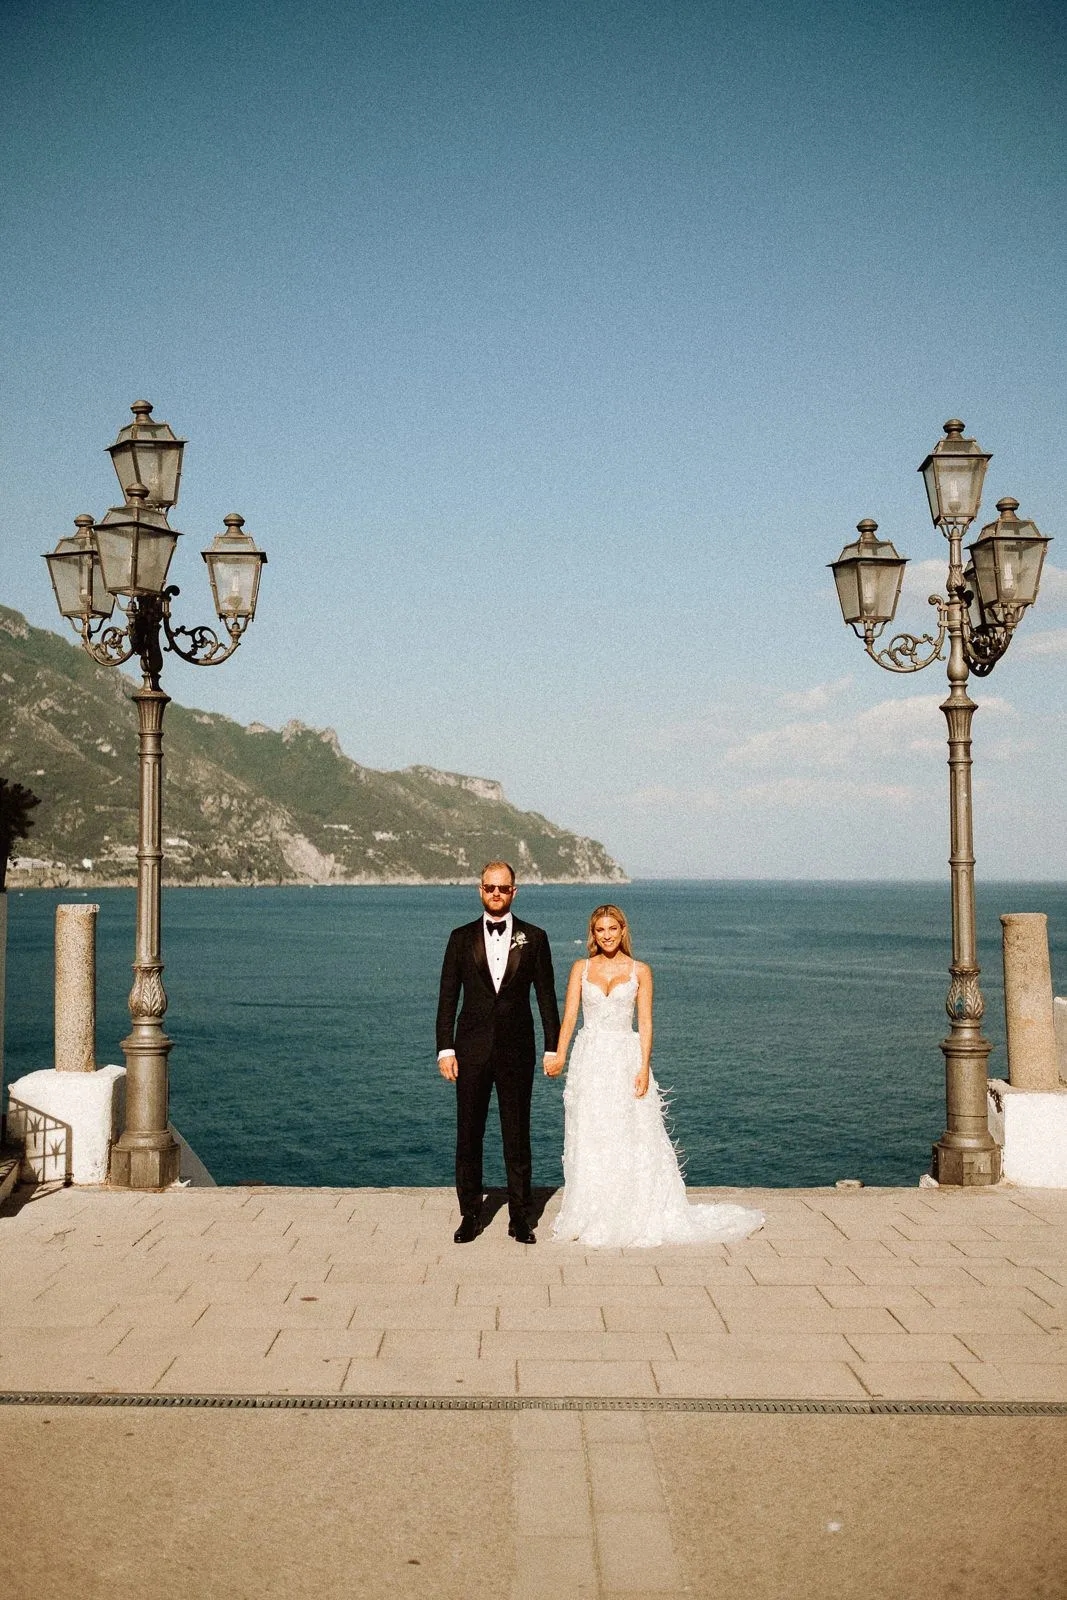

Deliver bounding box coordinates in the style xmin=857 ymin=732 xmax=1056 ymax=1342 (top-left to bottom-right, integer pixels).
xmin=0 ymin=606 xmax=625 ymax=887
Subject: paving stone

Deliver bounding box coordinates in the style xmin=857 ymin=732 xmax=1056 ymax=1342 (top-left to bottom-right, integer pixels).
xmin=883 ymin=1302 xmax=1049 ymax=1336
xmin=483 ymin=1330 xmax=674 ymax=1363
xmin=651 ymin=1359 xmax=867 ymax=1399
xmin=601 ymin=1304 xmax=728 ymax=1334
xmin=954 ymin=1362 xmax=1067 ymax=1400
xmin=513 ymin=1448 xmax=594 ymax=1536
xmin=953 ymin=1331 xmax=1067 ymax=1363
xmin=746 ymin=1259 xmax=861 ymax=1286
xmin=816 ymin=1284 xmax=930 ymax=1308
xmin=594 ymin=1510 xmax=683 ymax=1592
xmin=379 ymin=1328 xmax=482 ymax=1361
xmin=651 ymin=1260 xmax=757 ymax=1285
xmin=919 ymin=1284 xmax=1059 ymax=1311
xmin=587 ymin=1441 xmax=666 ymax=1512
xmin=715 ymin=1303 xmax=906 ymax=1335
xmin=458 ymin=1282 xmax=552 ymax=1307
xmin=259 ymin=1327 xmax=385 ymax=1361
xmin=497 ymin=1305 xmax=606 ymax=1332
xmin=354 ymin=1301 xmax=496 ymax=1332
xmin=340 ymin=1356 xmax=518 ymax=1395
xmin=510 ymin=1408 xmax=584 ymax=1449
xmin=191 ymin=1298 xmax=356 ymax=1331
xmin=848 ymin=1361 xmax=982 ymax=1399
xmin=511 ymin=1534 xmax=597 ymax=1597
xmin=560 ymin=1262 xmax=664 ymax=1285
xmin=844 ymin=1332 xmax=975 ymax=1363
xmin=517 ymin=1360 xmax=657 ymax=1397
xmin=582 ymin=1411 xmax=650 ymax=1443
xmin=95 ymin=1295 xmax=212 ymax=1331
xmin=667 ymin=1330 xmax=856 ymax=1362
xmin=550 ymin=1283 xmax=713 ymax=1307
xmin=841 ymin=1262 xmax=981 ymax=1287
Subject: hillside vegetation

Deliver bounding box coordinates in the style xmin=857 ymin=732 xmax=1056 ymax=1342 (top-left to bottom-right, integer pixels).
xmin=0 ymin=605 xmax=624 ymax=887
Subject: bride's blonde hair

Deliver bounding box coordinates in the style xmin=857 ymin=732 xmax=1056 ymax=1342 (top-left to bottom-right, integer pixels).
xmin=587 ymin=904 xmax=633 ymax=957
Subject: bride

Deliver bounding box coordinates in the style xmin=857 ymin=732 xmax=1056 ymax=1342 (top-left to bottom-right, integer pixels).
xmin=546 ymin=905 xmax=763 ymax=1248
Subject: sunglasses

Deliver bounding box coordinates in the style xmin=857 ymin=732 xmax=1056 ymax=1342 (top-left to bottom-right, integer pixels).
xmin=481 ymin=884 xmax=515 ymax=895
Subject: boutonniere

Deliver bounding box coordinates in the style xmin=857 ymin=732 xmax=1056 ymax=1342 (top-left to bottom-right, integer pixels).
xmin=510 ymin=931 xmax=528 ymax=951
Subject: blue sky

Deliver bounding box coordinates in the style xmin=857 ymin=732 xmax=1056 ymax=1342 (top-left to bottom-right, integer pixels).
xmin=2 ymin=0 xmax=1065 ymax=877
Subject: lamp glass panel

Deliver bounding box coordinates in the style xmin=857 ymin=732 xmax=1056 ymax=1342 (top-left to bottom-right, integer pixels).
xmin=831 ymin=559 xmax=861 ymax=624
xmin=46 ymin=549 xmax=114 ymax=618
xmin=970 ymin=532 xmax=1048 ymax=612
xmin=923 ymin=451 xmax=988 ymax=524
xmin=89 ymin=549 xmax=114 ymax=613
xmin=860 ymin=556 xmax=904 ymax=621
xmin=1004 ymin=536 xmax=1048 ymax=606
xmin=130 ymin=528 xmax=179 ymax=594
xmin=94 ymin=524 xmax=137 ymax=595
xmin=132 ymin=435 xmax=183 ymax=507
xmin=206 ymin=549 xmax=262 ymax=618
xmin=109 ymin=431 xmax=184 ymax=508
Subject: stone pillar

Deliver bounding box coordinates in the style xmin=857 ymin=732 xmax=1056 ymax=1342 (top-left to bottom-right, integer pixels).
xmin=1001 ymin=913 xmax=1059 ymax=1091
xmin=55 ymin=903 xmax=99 ymax=1073
xmin=1055 ymin=997 xmax=1067 ymax=1085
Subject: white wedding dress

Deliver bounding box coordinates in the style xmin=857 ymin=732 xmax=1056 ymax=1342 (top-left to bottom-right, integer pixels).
xmin=552 ymin=962 xmax=764 ymax=1248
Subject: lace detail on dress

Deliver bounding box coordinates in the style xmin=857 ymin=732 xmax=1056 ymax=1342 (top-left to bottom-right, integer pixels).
xmin=551 ymin=962 xmax=764 ymax=1248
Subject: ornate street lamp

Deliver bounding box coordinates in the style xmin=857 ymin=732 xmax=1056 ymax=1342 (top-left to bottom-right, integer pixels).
xmin=830 ymin=421 xmax=1050 ymax=1186
xmin=42 ymin=402 xmax=267 ymax=1189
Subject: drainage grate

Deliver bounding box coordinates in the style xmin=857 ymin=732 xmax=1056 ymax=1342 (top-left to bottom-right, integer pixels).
xmin=1 ymin=1391 xmax=1065 ymax=1416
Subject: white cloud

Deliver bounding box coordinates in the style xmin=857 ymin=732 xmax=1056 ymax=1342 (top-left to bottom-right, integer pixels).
xmin=735 ymin=776 xmax=919 ymax=810
xmin=1016 ymin=627 xmax=1067 ymax=659
xmin=898 ymin=557 xmax=1067 ymax=619
xmin=624 ymin=776 xmax=921 ymax=813
xmin=778 ymin=676 xmax=853 ymax=713
xmin=900 ymin=557 xmax=950 ymax=607
xmin=724 ymin=693 xmax=1016 ymax=771
xmin=635 ymin=707 xmax=740 ymax=752
xmin=1036 ymin=563 xmax=1067 ymax=613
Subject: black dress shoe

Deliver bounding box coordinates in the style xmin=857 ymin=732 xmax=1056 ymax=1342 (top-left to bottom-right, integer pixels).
xmin=508 ymin=1220 xmax=536 ymax=1245
xmin=454 ymin=1215 xmax=481 ymax=1244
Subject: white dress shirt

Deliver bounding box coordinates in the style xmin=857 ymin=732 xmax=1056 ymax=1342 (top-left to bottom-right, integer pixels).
xmin=483 ymin=910 xmax=513 ymax=991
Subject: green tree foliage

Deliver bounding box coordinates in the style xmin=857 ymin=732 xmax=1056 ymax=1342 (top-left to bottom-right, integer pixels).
xmin=0 ymin=777 xmax=41 ymax=891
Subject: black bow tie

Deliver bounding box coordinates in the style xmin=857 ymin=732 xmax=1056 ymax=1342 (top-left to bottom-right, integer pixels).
xmin=486 ymin=920 xmax=507 ymax=935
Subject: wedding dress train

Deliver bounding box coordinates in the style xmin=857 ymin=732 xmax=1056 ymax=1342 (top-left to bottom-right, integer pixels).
xmin=551 ymin=963 xmax=764 ymax=1248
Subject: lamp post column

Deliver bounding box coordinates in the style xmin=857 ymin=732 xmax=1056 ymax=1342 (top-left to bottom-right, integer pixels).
xmin=933 ymin=525 xmax=1000 ymax=1184
xmin=109 ymin=677 xmax=181 ymax=1189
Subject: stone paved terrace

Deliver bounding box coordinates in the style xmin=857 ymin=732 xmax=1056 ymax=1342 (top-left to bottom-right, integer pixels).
xmin=3 ymin=1183 xmax=1067 ymax=1598
xmin=3 ymin=1181 xmax=1067 ymax=1401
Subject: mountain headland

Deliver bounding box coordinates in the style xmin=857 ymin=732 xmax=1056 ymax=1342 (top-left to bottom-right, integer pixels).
xmin=0 ymin=605 xmax=625 ymax=888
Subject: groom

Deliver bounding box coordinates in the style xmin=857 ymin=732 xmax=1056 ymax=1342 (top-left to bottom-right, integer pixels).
xmin=437 ymin=861 xmax=560 ymax=1244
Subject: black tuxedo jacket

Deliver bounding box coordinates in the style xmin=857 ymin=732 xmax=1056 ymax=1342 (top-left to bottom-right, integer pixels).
xmin=436 ymin=916 xmax=561 ymax=1070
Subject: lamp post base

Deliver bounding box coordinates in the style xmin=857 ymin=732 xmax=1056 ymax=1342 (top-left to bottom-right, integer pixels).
xmin=930 ymin=1138 xmax=1001 ymax=1187
xmin=110 ymin=1131 xmax=181 ymax=1190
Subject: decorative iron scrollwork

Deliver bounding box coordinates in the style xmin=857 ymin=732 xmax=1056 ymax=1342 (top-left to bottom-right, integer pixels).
xmin=863 ymin=595 xmax=948 ymax=674
xmin=161 ymin=586 xmax=247 ymax=667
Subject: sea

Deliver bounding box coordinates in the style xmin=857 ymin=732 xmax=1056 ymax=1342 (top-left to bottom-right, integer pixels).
xmin=4 ymin=881 xmax=1065 ymax=1190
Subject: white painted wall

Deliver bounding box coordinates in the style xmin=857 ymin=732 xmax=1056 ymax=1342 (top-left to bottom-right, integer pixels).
xmin=988 ymin=1079 xmax=1067 ymax=1187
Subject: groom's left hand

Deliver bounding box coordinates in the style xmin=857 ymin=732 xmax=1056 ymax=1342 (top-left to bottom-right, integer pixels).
xmin=543 ymin=1052 xmax=562 ymax=1077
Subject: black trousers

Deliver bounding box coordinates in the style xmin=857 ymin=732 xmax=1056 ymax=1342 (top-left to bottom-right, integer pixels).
xmin=455 ymin=1047 xmax=534 ymax=1223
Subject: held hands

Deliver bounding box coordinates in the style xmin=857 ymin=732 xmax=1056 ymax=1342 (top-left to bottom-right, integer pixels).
xmin=634 ymin=1066 xmax=650 ymax=1099
xmin=544 ymin=1052 xmax=564 ymax=1077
